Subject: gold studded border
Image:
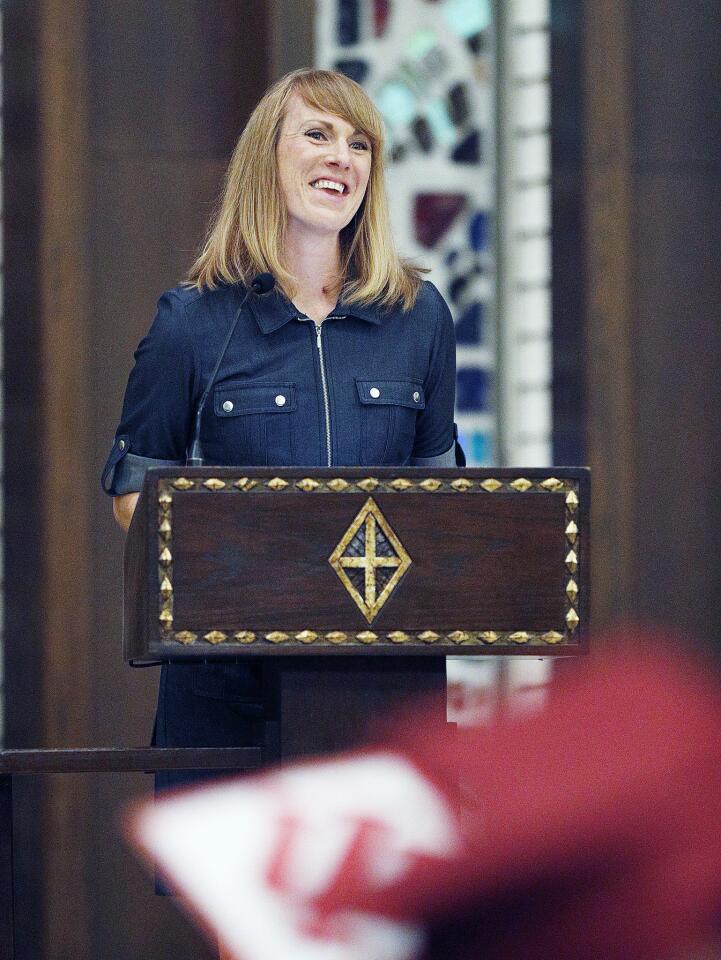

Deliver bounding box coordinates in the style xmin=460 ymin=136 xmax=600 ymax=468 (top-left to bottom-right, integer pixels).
xmin=156 ymin=475 xmax=582 ymax=649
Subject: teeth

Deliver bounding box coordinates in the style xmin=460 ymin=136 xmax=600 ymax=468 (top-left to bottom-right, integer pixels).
xmin=311 ymin=179 xmax=345 ymax=193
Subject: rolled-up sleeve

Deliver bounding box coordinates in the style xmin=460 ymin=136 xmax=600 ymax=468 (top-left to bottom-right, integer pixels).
xmin=410 ymin=284 xmax=457 ymax=462
xmin=101 ymin=292 xmax=197 ymax=495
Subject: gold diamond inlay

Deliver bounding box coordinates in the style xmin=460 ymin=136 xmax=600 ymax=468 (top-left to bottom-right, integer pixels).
xmin=296 ymin=478 xmax=320 ymax=492
xmin=510 ymin=477 xmax=533 ymax=492
xmin=451 ymin=478 xmax=474 ymax=491
xmin=329 ymin=497 xmax=411 ymax=624
xmin=420 ymin=478 xmax=443 ymax=491
xmin=480 ymin=478 xmax=502 ymax=492
xmin=565 ymin=520 xmax=579 ymax=544
xmin=234 ymin=477 xmax=258 ymax=491
xmin=357 ymin=477 xmax=379 ymax=492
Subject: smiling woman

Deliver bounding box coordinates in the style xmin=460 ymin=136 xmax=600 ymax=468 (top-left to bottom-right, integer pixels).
xmin=185 ymin=68 xmax=425 ymax=314
xmin=274 ymin=94 xmax=373 ymax=320
xmin=101 ymin=68 xmax=461 ymax=948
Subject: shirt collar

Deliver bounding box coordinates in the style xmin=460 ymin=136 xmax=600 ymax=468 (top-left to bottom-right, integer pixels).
xmin=246 ymin=287 xmax=385 ymax=334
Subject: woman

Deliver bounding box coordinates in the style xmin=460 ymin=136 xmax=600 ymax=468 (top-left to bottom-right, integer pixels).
xmin=101 ymin=65 xmax=460 ymax=915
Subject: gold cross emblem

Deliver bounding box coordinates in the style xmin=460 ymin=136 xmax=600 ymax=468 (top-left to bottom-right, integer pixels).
xmin=329 ymin=497 xmax=412 ymax=623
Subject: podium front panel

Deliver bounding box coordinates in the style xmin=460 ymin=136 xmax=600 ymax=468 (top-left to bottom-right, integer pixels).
xmin=124 ymin=467 xmax=589 ymax=661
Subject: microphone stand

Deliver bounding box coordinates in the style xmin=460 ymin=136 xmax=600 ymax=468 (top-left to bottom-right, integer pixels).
xmin=186 ymin=273 xmax=275 ymax=466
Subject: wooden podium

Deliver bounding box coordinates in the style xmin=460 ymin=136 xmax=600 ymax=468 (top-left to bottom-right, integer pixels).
xmin=125 ymin=466 xmax=589 ymax=761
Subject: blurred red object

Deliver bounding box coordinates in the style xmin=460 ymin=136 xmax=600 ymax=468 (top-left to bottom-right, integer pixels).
xmin=317 ymin=634 xmax=721 ymax=960
xmin=127 ymin=632 xmax=721 ymax=960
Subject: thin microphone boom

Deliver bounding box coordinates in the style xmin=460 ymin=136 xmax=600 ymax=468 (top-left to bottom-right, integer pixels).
xmin=186 ymin=272 xmax=275 ymax=466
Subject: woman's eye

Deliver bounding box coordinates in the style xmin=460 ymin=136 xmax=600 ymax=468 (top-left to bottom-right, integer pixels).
xmin=351 ymin=140 xmax=370 ymax=151
xmin=306 ymin=129 xmax=326 ymax=141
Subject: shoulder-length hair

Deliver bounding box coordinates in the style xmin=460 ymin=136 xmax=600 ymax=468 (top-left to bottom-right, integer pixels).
xmin=186 ymin=68 xmax=424 ymax=310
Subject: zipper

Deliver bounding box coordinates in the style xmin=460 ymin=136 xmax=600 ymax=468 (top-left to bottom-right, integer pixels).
xmin=315 ymin=323 xmax=332 ymax=466
xmin=297 ymin=313 xmax=344 ymax=466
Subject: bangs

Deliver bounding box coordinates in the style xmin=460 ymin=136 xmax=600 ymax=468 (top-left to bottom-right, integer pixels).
xmin=290 ymin=72 xmax=384 ymax=153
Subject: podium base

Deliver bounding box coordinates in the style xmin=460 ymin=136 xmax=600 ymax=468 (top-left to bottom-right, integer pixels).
xmin=272 ymin=656 xmax=447 ymax=763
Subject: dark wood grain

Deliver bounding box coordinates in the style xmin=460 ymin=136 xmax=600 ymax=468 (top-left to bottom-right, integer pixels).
xmin=172 ymin=493 xmax=566 ymax=630
xmin=0 ymin=748 xmax=262 ymax=774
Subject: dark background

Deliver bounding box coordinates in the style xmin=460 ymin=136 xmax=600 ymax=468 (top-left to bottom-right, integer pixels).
xmin=3 ymin=1 xmax=720 ymax=957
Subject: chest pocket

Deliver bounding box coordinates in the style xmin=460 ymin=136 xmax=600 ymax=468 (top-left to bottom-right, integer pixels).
xmin=356 ymin=379 xmax=425 ymax=465
xmin=213 ymin=380 xmax=296 ymax=466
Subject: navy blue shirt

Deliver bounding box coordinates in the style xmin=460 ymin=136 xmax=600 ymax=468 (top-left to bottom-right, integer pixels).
xmin=102 ymin=279 xmax=458 ymax=494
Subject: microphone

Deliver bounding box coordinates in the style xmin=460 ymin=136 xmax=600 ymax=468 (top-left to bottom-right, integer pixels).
xmin=186 ymin=273 xmax=276 ymax=466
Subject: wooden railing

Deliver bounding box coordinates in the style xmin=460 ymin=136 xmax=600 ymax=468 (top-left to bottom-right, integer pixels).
xmin=0 ymin=747 xmax=263 ymax=959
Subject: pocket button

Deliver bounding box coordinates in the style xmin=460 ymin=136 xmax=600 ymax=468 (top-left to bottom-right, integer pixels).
xmin=413 ymin=391 xmax=420 ymax=403
xmin=222 ymin=400 xmax=234 ymax=412
xmin=275 ymin=394 xmax=286 ymax=407
xmin=370 ymin=387 xmax=380 ymax=398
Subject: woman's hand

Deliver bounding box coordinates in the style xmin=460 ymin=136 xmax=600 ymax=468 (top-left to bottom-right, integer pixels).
xmin=113 ymin=492 xmax=140 ymax=532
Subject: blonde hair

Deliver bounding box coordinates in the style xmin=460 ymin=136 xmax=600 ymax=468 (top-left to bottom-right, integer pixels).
xmin=186 ymin=68 xmax=424 ymax=309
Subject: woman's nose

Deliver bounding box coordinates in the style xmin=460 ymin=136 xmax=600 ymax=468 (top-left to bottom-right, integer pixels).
xmin=326 ymin=140 xmax=352 ymax=167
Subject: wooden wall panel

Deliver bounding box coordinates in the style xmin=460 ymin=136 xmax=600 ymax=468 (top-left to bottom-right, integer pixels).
xmin=37 ymin=1 xmax=94 ymax=954
xmin=580 ymin=0 xmax=721 ymax=642
xmin=87 ymin=5 xmax=272 ymax=959
xmin=3 ymin=6 xmax=47 ymax=957
xmin=4 ymin=2 xmax=275 ymax=958
xmin=582 ymin=0 xmax=638 ymax=628
xmin=630 ymin=0 xmax=721 ymax=639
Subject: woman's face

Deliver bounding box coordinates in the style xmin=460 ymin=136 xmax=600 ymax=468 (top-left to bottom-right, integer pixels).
xmin=276 ymin=93 xmax=372 ymax=240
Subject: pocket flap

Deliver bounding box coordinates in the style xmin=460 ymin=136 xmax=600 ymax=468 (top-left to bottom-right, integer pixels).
xmin=356 ymin=379 xmax=426 ymax=410
xmin=214 ymin=381 xmax=297 ymax=417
